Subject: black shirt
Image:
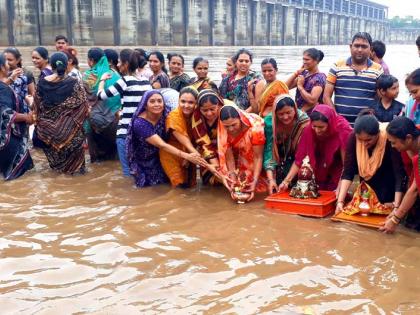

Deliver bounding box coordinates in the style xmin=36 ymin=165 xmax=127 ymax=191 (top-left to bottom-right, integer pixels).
xmin=372 ymin=99 xmax=404 ymax=123
xmin=341 ymin=133 xmax=406 ymax=203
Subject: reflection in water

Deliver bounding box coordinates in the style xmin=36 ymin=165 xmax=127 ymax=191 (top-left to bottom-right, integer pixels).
xmin=1 ymin=46 xmax=420 ymax=314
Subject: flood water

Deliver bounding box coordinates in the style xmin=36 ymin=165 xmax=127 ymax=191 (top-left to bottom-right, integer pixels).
xmin=1 ymin=45 xmax=420 ymax=314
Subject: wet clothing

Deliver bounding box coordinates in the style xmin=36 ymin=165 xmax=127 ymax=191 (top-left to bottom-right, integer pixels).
xmin=0 ymin=82 xmax=33 ymax=180
xmin=34 ymin=77 xmax=88 ymax=174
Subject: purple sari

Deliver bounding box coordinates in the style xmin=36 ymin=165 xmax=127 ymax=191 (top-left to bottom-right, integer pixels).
xmin=126 ymin=90 xmax=170 ymax=187
xmin=295 ymin=70 xmax=326 ymax=111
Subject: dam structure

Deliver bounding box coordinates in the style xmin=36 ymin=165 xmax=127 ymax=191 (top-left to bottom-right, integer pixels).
xmin=0 ymin=0 xmax=388 ymax=47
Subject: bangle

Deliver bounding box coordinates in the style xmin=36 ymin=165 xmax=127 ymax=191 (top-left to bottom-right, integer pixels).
xmin=393 ymin=213 xmax=402 ymax=223
xmin=337 ymin=200 xmax=344 ymax=205
xmin=178 ymin=150 xmax=183 ymax=158
xmin=8 ymin=76 xmax=15 ymax=83
xmin=99 ymin=79 xmax=105 ymax=83
xmin=390 ymin=216 xmax=400 ymax=225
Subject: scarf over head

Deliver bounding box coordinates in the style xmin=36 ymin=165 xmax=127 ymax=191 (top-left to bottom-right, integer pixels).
xmin=271 ymin=94 xmax=309 ymax=165
xmin=191 ymin=89 xmax=224 ymax=160
xmin=126 ymin=90 xmax=169 ymax=174
xmin=259 ymin=80 xmax=289 ymax=116
xmin=296 ymin=104 xmax=352 ymax=172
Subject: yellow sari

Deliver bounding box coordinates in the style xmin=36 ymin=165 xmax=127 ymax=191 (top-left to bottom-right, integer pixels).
xmin=160 ymin=106 xmax=196 ymax=187
xmin=258 ymin=80 xmax=289 ymax=117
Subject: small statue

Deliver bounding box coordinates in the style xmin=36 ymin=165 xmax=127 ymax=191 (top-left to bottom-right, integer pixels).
xmin=289 ymin=156 xmax=320 ymax=199
xmin=231 ymin=169 xmax=251 ymax=204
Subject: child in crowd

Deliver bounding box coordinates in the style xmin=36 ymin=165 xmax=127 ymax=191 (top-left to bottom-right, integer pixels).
xmin=372 ymin=74 xmax=404 ymax=122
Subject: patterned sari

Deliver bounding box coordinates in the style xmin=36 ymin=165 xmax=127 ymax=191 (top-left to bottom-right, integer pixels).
xmin=219 ymin=70 xmax=261 ymax=110
xmin=258 ymin=80 xmax=289 ymax=117
xmin=191 ymin=89 xmax=224 ymax=185
xmin=160 ymin=105 xmax=196 ymax=187
xmin=218 ymin=104 xmax=266 ymax=191
xmin=170 ymin=73 xmax=190 ymax=92
xmin=189 ymin=77 xmax=218 ymax=92
xmin=0 ymin=82 xmax=33 ymax=180
xmin=34 ymin=77 xmax=89 ymax=174
xmin=263 ymin=95 xmax=309 ymax=184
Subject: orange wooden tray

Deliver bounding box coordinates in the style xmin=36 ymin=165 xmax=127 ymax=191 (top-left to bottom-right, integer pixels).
xmin=265 ymin=190 xmax=336 ymax=218
xmin=331 ymin=212 xmax=387 ymax=228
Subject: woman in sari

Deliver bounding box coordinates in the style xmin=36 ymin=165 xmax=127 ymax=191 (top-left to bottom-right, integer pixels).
xmin=83 ymin=47 xmax=121 ymax=163
xmin=285 ymin=48 xmax=326 ymax=114
xmin=218 ymin=104 xmax=266 ymax=202
xmin=34 ymin=52 xmax=89 ymax=174
xmin=219 ymin=48 xmax=261 ymax=111
xmin=253 ymin=58 xmax=289 ymax=117
xmin=264 ymin=95 xmax=309 ymax=194
xmin=279 ymin=104 xmax=352 ymax=192
xmin=189 ymin=57 xmax=218 ymax=92
xmin=381 ymin=117 xmax=420 ymax=233
xmin=148 ymin=51 xmax=170 ymax=89
xmin=126 ymin=90 xmax=206 ymax=188
xmin=160 ymin=87 xmax=217 ymax=187
xmin=335 ymin=113 xmax=405 ymax=213
xmin=0 ymin=55 xmax=34 ymax=180
xmin=32 ymin=47 xmax=53 ymax=81
xmin=168 ymin=53 xmax=190 ymax=92
xmin=191 ymin=89 xmax=224 ymax=185
xmin=4 ymin=47 xmax=35 ymax=111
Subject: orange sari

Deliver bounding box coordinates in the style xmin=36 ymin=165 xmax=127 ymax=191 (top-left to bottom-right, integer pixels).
xmin=218 ymin=104 xmax=266 ymax=192
xmin=160 ymin=106 xmax=196 ymax=187
xmin=258 ymin=80 xmax=289 ymax=117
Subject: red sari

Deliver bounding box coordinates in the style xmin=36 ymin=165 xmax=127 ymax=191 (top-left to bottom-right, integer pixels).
xmin=295 ymin=104 xmax=352 ymax=190
xmin=218 ymin=104 xmax=266 ymax=192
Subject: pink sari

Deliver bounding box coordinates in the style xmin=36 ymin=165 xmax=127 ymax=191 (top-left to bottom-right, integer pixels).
xmin=295 ymin=104 xmax=352 ymax=190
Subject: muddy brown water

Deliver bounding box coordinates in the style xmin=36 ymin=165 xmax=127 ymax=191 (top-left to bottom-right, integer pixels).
xmin=1 ymin=46 xmax=420 ymax=314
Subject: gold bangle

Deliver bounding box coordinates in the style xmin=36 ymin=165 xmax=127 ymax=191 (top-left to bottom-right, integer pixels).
xmin=390 ymin=216 xmax=400 ymax=225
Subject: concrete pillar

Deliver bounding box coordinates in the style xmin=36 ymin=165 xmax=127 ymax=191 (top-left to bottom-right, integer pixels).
xmin=235 ymin=0 xmax=251 ymax=46
xmin=187 ymin=0 xmax=211 ymax=45
xmin=296 ymin=9 xmax=309 ymax=45
xmin=1 ymin=0 xmax=12 ymax=45
xmin=119 ymin=0 xmax=152 ymax=45
xmin=270 ymin=4 xmax=283 ymax=46
xmin=155 ymin=0 xmax=184 ymax=45
xmin=212 ymin=0 xmax=234 ymax=46
xmin=71 ymin=0 xmax=93 ymax=46
xmin=91 ymin=1 xmax=114 ymax=45
xmin=284 ymin=6 xmax=296 ymax=45
xmin=329 ymin=14 xmax=337 ymax=45
xmin=253 ymin=1 xmax=268 ymax=45
xmin=10 ymin=0 xmax=40 ymax=45
xmin=319 ymin=12 xmax=329 ymax=45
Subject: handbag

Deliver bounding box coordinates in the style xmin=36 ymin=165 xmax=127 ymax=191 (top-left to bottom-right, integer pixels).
xmin=83 ymin=81 xmax=116 ymax=132
xmin=89 ymin=99 xmax=116 ymax=132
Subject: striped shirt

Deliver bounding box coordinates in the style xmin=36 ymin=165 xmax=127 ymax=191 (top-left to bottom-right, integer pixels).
xmin=327 ymin=57 xmax=383 ymax=125
xmin=98 ymin=75 xmax=152 ymax=138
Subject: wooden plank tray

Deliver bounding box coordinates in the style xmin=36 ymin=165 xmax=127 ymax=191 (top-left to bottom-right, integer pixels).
xmin=331 ymin=212 xmax=387 ymax=228
xmin=265 ymin=190 xmax=336 ymax=218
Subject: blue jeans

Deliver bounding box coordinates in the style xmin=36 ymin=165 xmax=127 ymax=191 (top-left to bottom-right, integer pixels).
xmin=116 ymin=137 xmax=130 ymax=176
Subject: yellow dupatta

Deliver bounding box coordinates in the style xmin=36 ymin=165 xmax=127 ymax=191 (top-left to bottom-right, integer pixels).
xmin=258 ymin=80 xmax=289 ymax=117
xmin=356 ymin=123 xmax=388 ymax=181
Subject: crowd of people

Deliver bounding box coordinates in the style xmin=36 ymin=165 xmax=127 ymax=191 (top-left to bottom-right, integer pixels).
xmin=1 ymin=32 xmax=419 ymax=234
